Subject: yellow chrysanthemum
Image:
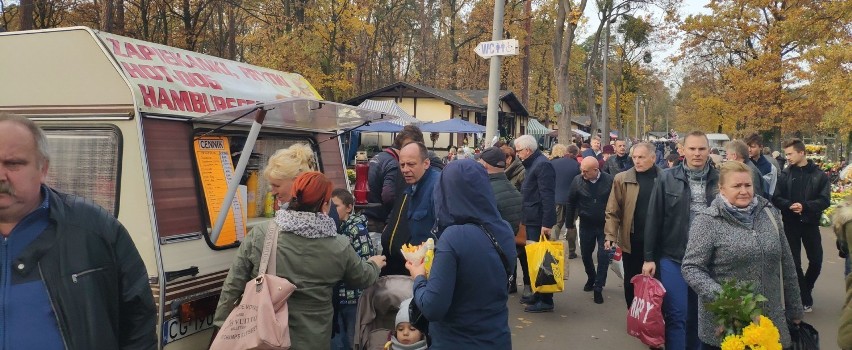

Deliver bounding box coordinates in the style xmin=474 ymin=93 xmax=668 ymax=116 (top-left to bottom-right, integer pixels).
xmin=741 ymin=323 xmax=761 ymax=345
xmin=721 ymin=334 xmax=746 ymax=350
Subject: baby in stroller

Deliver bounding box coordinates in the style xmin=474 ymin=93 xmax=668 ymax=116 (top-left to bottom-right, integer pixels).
xmin=354 ymin=275 xmax=422 ymax=350
xmin=384 ymin=298 xmax=426 ymax=350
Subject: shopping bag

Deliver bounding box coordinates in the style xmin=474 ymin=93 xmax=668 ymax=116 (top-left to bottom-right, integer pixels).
xmin=627 ymin=275 xmax=666 ymax=348
xmin=610 ymin=246 xmax=624 ymax=280
xmin=789 ymin=320 xmax=819 ymax=350
xmin=526 ymin=234 xmax=564 ymax=293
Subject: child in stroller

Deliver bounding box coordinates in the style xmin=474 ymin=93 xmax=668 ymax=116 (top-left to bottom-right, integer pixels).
xmin=354 ymin=275 xmax=416 ymax=350
xmin=384 ymin=298 xmax=427 ymax=350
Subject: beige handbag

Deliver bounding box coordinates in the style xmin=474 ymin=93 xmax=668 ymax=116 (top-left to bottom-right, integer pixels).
xmin=210 ymin=221 xmax=296 ymax=350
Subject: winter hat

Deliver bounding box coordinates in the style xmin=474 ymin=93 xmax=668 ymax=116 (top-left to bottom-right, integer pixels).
xmin=480 ymin=147 xmax=506 ymax=168
xmin=396 ymin=298 xmax=412 ymax=327
xmin=289 ymin=171 xmax=333 ymax=212
xmin=602 ymin=145 xmax=615 ymax=154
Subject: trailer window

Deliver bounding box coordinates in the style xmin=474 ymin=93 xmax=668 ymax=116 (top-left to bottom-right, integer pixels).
xmin=43 ymin=127 xmax=122 ymax=216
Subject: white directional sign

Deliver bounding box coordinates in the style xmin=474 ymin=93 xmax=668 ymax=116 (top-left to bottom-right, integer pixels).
xmin=474 ymin=39 xmax=520 ymax=59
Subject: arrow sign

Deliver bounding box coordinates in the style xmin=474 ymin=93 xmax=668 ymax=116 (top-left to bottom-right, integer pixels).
xmin=474 ymin=39 xmax=520 ymax=59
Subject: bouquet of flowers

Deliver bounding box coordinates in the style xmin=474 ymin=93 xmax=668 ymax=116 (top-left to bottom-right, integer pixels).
xmin=706 ymin=281 xmax=782 ymax=350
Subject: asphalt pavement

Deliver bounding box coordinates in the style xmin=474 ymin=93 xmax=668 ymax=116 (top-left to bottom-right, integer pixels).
xmin=508 ymin=227 xmax=845 ymax=349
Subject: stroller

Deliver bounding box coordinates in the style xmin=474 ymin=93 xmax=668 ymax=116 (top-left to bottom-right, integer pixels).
xmin=354 ymin=275 xmax=413 ymax=350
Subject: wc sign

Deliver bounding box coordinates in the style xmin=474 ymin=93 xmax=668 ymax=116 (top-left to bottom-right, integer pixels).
xmin=474 ymin=39 xmax=519 ymax=59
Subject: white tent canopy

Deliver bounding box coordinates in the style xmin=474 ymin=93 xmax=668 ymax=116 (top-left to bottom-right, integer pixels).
xmin=357 ymin=99 xmax=420 ymax=125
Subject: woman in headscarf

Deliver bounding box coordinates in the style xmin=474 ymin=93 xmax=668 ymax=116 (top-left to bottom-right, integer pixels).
xmin=682 ymin=161 xmax=803 ymax=349
xmin=214 ymin=172 xmax=386 ymax=350
xmin=405 ymin=159 xmax=517 ymax=349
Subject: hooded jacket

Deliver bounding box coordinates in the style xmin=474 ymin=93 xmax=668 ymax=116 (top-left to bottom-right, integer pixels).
xmin=772 ymin=159 xmax=830 ymax=226
xmin=520 ymin=150 xmax=557 ymax=228
xmin=411 ymin=160 xmax=517 ymax=350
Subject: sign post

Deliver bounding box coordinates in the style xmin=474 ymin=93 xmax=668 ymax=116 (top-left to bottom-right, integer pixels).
xmin=477 ymin=12 xmax=519 ymax=146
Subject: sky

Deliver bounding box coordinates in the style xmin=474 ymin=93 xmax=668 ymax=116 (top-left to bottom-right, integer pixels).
xmin=578 ymin=0 xmax=712 ymax=89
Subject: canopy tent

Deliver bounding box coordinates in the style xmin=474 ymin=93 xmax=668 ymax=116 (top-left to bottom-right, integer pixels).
xmin=357 ymin=99 xmax=420 ymax=126
xmin=547 ymin=128 xmax=591 ymax=138
xmin=420 ymin=118 xmax=485 ymax=133
xmin=358 ymin=121 xmax=404 ymax=133
xmin=526 ymin=118 xmax=551 ymax=136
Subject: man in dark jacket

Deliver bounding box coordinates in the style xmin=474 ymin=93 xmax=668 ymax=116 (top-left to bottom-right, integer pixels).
xmin=772 ymin=138 xmax=831 ymax=312
xmin=642 ymin=131 xmax=719 ymax=350
xmin=513 ymin=135 xmax=557 ymax=312
xmin=551 ymin=144 xmax=580 ymax=257
xmin=746 ymin=133 xmax=779 ymax=196
xmin=365 ymin=125 xmax=425 ymax=233
xmin=603 ymin=139 xmax=633 ymax=175
xmin=479 ymin=147 xmax=523 ymax=293
xmin=581 ymin=136 xmax=603 ymax=160
xmin=0 ymin=114 xmax=156 ymax=349
xmin=381 ymin=142 xmax=440 ymax=276
xmin=566 ymin=157 xmax=614 ymax=304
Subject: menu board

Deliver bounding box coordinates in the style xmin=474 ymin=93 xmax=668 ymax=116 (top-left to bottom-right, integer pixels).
xmin=194 ymin=137 xmax=247 ymax=245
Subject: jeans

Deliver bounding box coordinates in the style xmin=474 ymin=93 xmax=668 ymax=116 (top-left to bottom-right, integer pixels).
xmin=622 ymin=238 xmax=645 ymax=308
xmin=660 ymin=258 xmax=701 ymax=350
xmin=526 ymin=225 xmax=553 ymax=305
xmin=784 ymin=222 xmax=823 ymax=306
xmin=331 ymin=304 xmax=357 ymax=350
xmin=552 ymin=204 xmax=566 ymax=240
xmin=579 ymin=223 xmax=609 ymax=291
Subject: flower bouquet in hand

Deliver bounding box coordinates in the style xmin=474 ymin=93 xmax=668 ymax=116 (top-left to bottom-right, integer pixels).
xmin=401 ymin=238 xmax=435 ymax=277
xmin=706 ymin=280 xmax=782 ymax=350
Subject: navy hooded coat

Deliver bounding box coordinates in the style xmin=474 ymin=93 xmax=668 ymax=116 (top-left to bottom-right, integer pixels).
xmin=411 ymin=160 xmax=517 ymax=350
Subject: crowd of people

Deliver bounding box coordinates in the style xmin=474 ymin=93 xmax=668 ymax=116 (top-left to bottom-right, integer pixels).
xmin=3 ymin=108 xmax=847 ymax=349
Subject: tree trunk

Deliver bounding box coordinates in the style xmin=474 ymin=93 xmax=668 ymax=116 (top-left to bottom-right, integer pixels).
xmin=20 ymin=0 xmax=34 ymax=30
xmin=103 ymin=0 xmax=114 ymax=32
xmin=520 ymin=0 xmax=531 ymax=107
xmin=553 ymin=0 xmax=587 ymax=145
xmin=584 ymin=20 xmax=605 ymax=140
xmin=115 ymin=0 xmax=125 ymax=34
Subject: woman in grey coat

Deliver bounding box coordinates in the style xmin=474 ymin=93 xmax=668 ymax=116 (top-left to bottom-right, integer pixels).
xmin=682 ymin=161 xmax=804 ymax=349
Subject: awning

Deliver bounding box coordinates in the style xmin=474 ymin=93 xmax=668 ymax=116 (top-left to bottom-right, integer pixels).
xmin=420 ymin=118 xmax=485 ymax=133
xmin=195 ymin=98 xmax=393 ymax=133
xmin=358 ymin=121 xmax=403 ymax=133
xmin=357 ymin=100 xmax=420 ymax=126
xmin=547 ymin=128 xmax=590 ymax=138
xmin=526 ymin=118 xmax=550 ymax=135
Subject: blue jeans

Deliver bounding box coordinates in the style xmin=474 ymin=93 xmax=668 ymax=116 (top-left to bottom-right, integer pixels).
xmin=331 ymin=304 xmax=357 ymax=350
xmin=526 ymin=225 xmax=553 ymax=305
xmin=660 ymin=258 xmax=700 ymax=350
xmin=579 ymin=223 xmax=609 ymax=290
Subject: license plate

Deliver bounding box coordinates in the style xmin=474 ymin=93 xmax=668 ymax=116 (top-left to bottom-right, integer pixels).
xmin=162 ymin=314 xmax=214 ymax=344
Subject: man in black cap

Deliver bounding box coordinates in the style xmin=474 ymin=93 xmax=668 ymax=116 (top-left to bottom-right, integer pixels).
xmin=479 ymin=147 xmax=523 ymax=292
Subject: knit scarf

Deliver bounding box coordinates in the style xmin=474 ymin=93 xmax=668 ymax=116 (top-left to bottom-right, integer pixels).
xmin=684 ymin=162 xmax=711 ymax=217
xmin=719 ymin=194 xmax=760 ymax=228
xmin=274 ymin=210 xmax=337 ymax=239
xmin=388 ymin=337 xmax=428 ymax=350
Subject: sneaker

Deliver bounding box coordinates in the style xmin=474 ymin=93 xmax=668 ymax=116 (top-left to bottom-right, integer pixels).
xmin=524 ymin=301 xmax=554 ymax=313
xmin=569 ymin=252 xmax=578 ymax=259
xmin=594 ymin=291 xmax=604 ymax=304
xmin=583 ymin=280 xmax=594 ymax=292
xmin=803 ymin=305 xmax=813 ymax=313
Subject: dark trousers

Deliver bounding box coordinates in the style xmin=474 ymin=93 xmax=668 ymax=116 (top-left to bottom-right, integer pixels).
xmin=579 ymin=223 xmax=609 ymax=291
xmin=784 ymin=221 xmax=823 ymax=306
xmin=515 ymin=244 xmax=530 ymax=285
xmin=622 ymin=238 xmax=645 ymax=308
xmin=526 ymin=225 xmax=553 ymax=305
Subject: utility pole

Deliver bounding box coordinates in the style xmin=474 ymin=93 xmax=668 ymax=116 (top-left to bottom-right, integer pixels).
xmin=634 ymin=95 xmax=640 ymax=140
xmin=484 ymin=0 xmax=506 ymax=145
xmin=601 ymin=18 xmax=611 ymax=143
xmin=642 ymin=97 xmax=648 ymax=140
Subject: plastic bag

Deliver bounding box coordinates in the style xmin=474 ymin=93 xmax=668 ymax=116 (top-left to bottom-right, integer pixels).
xmin=789 ymin=320 xmax=819 ymax=350
xmin=610 ymin=246 xmax=624 ymax=280
xmin=627 ymin=275 xmax=666 ymax=348
xmin=526 ymin=234 xmax=564 ymax=293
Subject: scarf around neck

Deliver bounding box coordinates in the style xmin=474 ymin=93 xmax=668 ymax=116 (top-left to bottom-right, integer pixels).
xmin=684 ymin=161 xmax=710 ymax=180
xmin=388 ymin=337 xmax=428 ymax=350
xmin=274 ymin=210 xmax=337 ymax=239
xmin=719 ymin=194 xmax=760 ymax=227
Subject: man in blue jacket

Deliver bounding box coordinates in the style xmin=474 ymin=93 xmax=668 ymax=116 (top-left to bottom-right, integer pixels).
xmin=381 ymin=142 xmax=440 ymax=276
xmin=514 ymin=135 xmax=557 ymax=312
xmin=551 ymin=144 xmax=580 ymax=258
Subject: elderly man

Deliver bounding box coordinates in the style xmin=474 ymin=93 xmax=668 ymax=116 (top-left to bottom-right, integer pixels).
xmin=381 ymin=142 xmax=441 ymax=276
xmin=603 ymin=139 xmax=633 ymax=175
xmin=604 ymin=142 xmax=661 ymax=307
xmin=724 ymin=140 xmax=768 ymax=198
xmin=0 ymin=113 xmax=156 ymax=348
xmin=514 ymin=135 xmax=556 ymax=312
xmin=479 ymin=147 xmax=524 ymax=293
xmin=643 ymin=131 xmax=719 ymax=350
xmin=566 ymin=157 xmax=614 ymax=304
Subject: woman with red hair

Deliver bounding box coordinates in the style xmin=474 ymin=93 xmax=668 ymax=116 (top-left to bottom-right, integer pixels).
xmin=214 ymin=172 xmax=387 ymax=350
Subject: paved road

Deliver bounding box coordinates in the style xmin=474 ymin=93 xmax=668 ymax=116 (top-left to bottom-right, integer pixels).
xmin=508 ymin=227 xmax=845 ymax=349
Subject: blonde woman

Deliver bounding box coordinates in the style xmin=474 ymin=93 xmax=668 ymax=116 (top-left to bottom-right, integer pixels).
xmin=262 ymin=143 xmax=317 ymax=208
